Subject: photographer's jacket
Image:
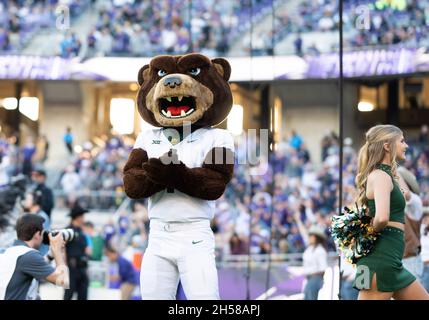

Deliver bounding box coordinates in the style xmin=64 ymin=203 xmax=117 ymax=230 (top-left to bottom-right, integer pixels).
xmin=0 ymin=240 xmax=54 ymax=300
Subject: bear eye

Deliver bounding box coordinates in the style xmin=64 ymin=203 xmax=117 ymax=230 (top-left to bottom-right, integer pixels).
xmin=188 ymin=68 xmax=201 ymax=76
xmin=157 ymin=69 xmax=168 ymax=77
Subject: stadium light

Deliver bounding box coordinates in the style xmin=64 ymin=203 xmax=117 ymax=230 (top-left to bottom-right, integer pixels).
xmin=19 ymin=97 xmax=39 ymax=121
xmin=357 ymin=101 xmax=374 ymax=112
xmin=1 ymin=97 xmax=18 ymax=110
xmin=129 ymin=83 xmax=139 ymax=91
xmin=227 ymin=104 xmax=244 ymax=136
xmin=110 ymin=98 xmax=135 ymax=134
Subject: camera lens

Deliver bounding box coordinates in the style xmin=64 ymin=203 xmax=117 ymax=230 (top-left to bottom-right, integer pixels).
xmin=42 ymin=230 xmax=50 ymax=245
xmin=41 ymin=229 xmax=76 ymax=245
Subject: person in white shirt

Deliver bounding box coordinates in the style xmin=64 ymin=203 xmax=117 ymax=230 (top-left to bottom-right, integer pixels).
xmin=421 ymin=213 xmax=429 ymax=292
xmin=0 ymin=152 xmax=10 ymax=187
xmin=339 ymin=254 xmax=359 ymax=300
xmin=60 ymin=165 xmax=81 ymax=194
xmin=123 ymin=54 xmax=234 ymax=300
xmin=294 ymin=212 xmax=328 ymax=300
xmin=398 ymin=167 xmax=424 ymax=281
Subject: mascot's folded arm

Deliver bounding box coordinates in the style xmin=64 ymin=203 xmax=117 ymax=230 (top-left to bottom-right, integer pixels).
xmin=123 ymin=148 xmax=165 ymax=199
xmin=123 ymin=53 xmax=235 ymax=201
xmin=143 ymin=146 xmax=234 ymax=201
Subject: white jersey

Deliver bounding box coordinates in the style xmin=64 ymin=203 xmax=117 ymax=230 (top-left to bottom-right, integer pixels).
xmin=0 ymin=246 xmax=35 ymax=300
xmin=134 ymin=127 xmax=234 ymax=222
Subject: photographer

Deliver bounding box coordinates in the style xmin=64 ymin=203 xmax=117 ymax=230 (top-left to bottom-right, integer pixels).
xmin=0 ymin=214 xmax=69 ymax=300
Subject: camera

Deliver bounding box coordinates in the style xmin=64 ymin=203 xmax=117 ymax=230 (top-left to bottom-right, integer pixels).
xmin=42 ymin=229 xmax=77 ymax=245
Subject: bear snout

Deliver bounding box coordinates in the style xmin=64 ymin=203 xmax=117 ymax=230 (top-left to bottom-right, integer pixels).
xmin=163 ymin=76 xmax=182 ymax=88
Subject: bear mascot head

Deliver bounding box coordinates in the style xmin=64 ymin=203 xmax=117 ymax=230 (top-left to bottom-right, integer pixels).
xmin=136 ymin=53 xmax=232 ymax=129
xmin=123 ymin=53 xmax=235 ymax=201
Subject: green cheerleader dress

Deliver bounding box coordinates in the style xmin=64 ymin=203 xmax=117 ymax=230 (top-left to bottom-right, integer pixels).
xmin=353 ymin=164 xmax=416 ymax=292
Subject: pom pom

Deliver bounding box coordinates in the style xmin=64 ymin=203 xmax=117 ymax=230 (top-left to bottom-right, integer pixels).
xmin=330 ymin=204 xmax=379 ymax=264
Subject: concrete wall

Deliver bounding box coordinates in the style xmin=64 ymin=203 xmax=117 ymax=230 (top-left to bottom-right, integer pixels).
xmin=282 ymin=104 xmax=338 ymax=163
xmin=272 ymin=80 xmax=366 ymax=163
xmin=39 ymin=81 xmax=86 ymax=168
xmin=273 ymin=81 xmax=340 ymax=164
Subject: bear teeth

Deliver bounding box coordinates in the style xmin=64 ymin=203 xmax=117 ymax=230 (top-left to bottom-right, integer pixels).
xmin=162 ymin=95 xmax=190 ymax=102
xmin=161 ymin=108 xmax=195 ymax=118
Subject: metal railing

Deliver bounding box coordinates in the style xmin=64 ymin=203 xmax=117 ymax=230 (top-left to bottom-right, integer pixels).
xmin=217 ymin=252 xmax=339 ymax=268
xmin=53 ymin=189 xmax=126 ymax=211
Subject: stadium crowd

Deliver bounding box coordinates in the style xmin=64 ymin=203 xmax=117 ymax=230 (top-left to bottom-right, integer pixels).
xmin=293 ymin=0 xmax=429 ymax=50
xmin=80 ymin=0 xmax=273 ymax=58
xmin=3 ymin=0 xmax=428 ymax=57
xmin=0 ymin=0 xmax=90 ymax=53
xmin=2 ymin=123 xmax=429 ymax=260
xmin=72 ymin=0 xmax=429 ymax=58
xmin=1 ymin=124 xmax=429 ymax=300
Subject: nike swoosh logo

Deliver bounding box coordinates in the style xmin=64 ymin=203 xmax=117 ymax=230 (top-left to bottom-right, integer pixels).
xmin=192 ymin=240 xmax=203 ymax=244
xmin=187 ymin=140 xmax=198 ymax=143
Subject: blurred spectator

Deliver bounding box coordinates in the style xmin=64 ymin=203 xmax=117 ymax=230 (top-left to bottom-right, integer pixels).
xmin=35 ymin=135 xmax=49 ymax=164
xmin=105 ymin=244 xmax=139 ymax=300
xmin=22 ymin=190 xmax=50 ymax=231
xmin=63 ymin=127 xmax=74 ymax=155
xmin=419 ymin=124 xmax=428 ymax=145
xmin=31 ymin=169 xmax=54 ymax=219
xmin=307 ymin=43 xmax=320 ymax=55
xmin=289 ymin=130 xmax=303 ymax=150
xmin=21 ymin=138 xmax=36 ymax=177
xmin=339 ymin=254 xmax=359 ymax=300
xmin=294 ymin=215 xmax=328 ymax=300
xmin=421 ymin=213 xmax=429 ymax=293
xmin=0 ymin=139 xmax=10 ymax=186
xmin=60 ymin=165 xmax=81 ymax=194
xmin=294 ymin=33 xmax=303 ymax=56
xmin=0 ymin=27 xmax=10 ymax=51
xmin=229 ymin=232 xmax=248 ymax=255
xmin=21 ymin=190 xmax=50 ymax=255
xmin=83 ymin=221 xmax=104 ymax=261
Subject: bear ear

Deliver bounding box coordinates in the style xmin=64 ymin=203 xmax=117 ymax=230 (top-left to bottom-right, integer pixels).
xmin=212 ymin=58 xmax=231 ymax=81
xmin=137 ymin=65 xmax=150 ymax=86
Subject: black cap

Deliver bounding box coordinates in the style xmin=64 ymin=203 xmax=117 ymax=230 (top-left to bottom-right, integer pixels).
xmin=69 ymin=204 xmax=89 ymax=219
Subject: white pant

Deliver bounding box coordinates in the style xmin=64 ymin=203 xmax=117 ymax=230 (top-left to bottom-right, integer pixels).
xmin=140 ymin=220 xmax=219 ymax=300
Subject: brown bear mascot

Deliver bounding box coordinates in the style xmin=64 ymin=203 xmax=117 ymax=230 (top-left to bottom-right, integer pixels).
xmin=123 ymin=53 xmax=235 ymax=300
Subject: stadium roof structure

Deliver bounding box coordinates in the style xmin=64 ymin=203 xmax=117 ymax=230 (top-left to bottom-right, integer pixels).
xmin=1 ymin=47 xmax=428 ymax=82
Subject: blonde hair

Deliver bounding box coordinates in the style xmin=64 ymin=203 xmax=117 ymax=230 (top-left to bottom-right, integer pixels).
xmin=355 ymin=124 xmax=403 ymax=206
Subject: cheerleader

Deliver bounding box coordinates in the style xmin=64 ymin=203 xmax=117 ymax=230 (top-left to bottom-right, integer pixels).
xmin=353 ymin=124 xmax=429 ymax=300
